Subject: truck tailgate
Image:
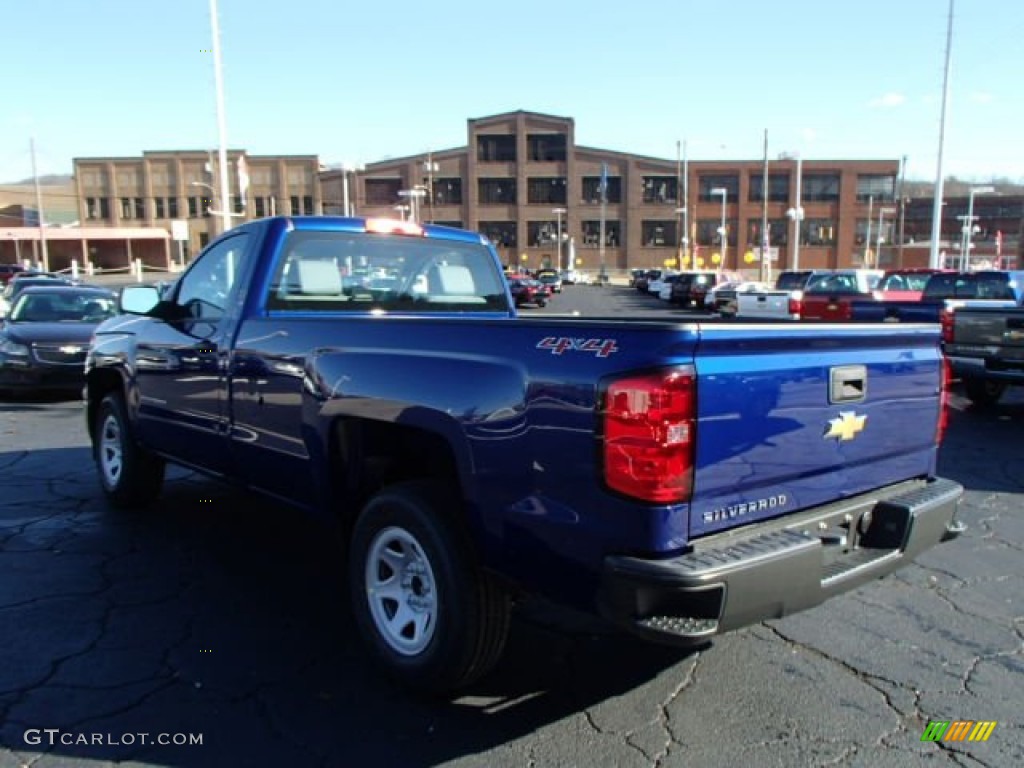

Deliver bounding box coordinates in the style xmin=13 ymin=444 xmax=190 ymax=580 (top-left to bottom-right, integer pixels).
xmin=689 ymin=323 xmax=943 ymax=538
xmin=953 ymin=306 xmax=1024 ymax=352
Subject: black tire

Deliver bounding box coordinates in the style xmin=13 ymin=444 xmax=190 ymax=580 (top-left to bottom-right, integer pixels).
xmin=537 ymin=299 xmax=547 ymax=307
xmin=94 ymin=393 xmax=165 ymax=508
xmin=349 ymin=482 xmax=512 ymax=696
xmin=963 ymin=378 xmax=1006 ymax=408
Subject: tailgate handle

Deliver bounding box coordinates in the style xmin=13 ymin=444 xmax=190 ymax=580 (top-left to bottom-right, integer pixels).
xmin=830 ymin=365 xmax=867 ymax=403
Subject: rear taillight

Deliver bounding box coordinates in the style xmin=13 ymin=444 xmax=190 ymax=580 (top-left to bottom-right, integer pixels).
xmin=788 ymin=296 xmax=803 ymax=318
xmin=936 ymin=355 xmax=951 ymax=445
xmin=601 ymin=367 xmax=696 ymax=504
xmin=939 ymin=308 xmax=954 ymax=343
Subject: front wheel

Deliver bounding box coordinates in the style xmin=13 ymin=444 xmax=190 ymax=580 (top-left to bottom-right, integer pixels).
xmin=349 ymin=482 xmax=512 ymax=695
xmin=963 ymin=378 xmax=1006 ymax=408
xmin=94 ymin=393 xmax=165 ymax=508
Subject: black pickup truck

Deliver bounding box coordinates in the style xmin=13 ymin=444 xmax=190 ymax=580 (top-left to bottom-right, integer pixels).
xmin=944 ymin=304 xmax=1024 ymax=406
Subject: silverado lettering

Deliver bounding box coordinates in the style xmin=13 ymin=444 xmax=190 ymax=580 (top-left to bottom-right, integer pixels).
xmin=704 ymin=495 xmax=788 ymax=524
xmin=85 ymin=215 xmax=965 ymax=696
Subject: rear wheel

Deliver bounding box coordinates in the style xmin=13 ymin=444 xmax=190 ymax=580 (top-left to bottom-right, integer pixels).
xmin=349 ymin=482 xmax=512 ymax=695
xmin=963 ymin=378 xmax=1006 ymax=408
xmin=94 ymin=393 xmax=165 ymax=508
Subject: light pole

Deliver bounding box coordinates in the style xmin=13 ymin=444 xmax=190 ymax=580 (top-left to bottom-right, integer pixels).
xmin=959 ymin=185 xmax=994 ymax=271
xmin=552 ymin=207 xmax=567 ymax=272
xmin=398 ymin=188 xmax=427 ymax=222
xmin=782 ymin=153 xmax=803 ymax=271
xmin=423 ymin=156 xmax=439 ymax=223
xmin=875 ymin=207 xmax=897 ymax=268
xmin=710 ymin=187 xmax=728 ymax=275
xmin=675 ymin=207 xmax=687 ymax=266
xmin=208 ymin=0 xmax=232 ymax=236
xmin=339 ymin=164 xmax=363 ymax=217
xmin=864 ymin=194 xmax=874 ymax=266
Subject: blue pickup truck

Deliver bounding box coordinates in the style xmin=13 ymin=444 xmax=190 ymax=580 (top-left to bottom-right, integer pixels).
xmin=85 ymin=216 xmax=964 ymax=694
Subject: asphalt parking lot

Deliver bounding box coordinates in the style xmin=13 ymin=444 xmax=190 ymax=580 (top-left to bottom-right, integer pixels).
xmin=1 ymin=285 xmax=1022 ymax=767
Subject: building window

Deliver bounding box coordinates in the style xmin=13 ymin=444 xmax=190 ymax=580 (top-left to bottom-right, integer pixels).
xmin=85 ymin=197 xmax=104 ymax=220
xmin=749 ymin=173 xmax=790 ymax=203
xmin=134 ymin=198 xmax=145 ymax=220
xmin=642 ymin=177 xmax=679 ymax=204
xmin=641 ymin=220 xmax=678 ymax=247
xmin=698 ymin=175 xmax=739 ymax=203
xmin=434 ymin=220 xmax=463 ymax=229
xmin=581 ymin=176 xmax=621 ymax=204
xmin=188 ymin=196 xmax=203 ymax=218
xmin=120 ymin=198 xmax=132 ymax=219
xmin=697 ymin=218 xmax=735 ymax=247
xmin=527 ymin=177 xmax=567 ymax=205
xmin=581 ymin=220 xmax=621 ymax=247
xmin=365 ymin=178 xmax=402 ymax=205
xmin=528 ymin=220 xmax=569 ymax=247
xmin=155 ymin=198 xmax=166 ymax=219
xmin=857 ymin=174 xmax=896 ymax=202
xmin=478 ymin=178 xmax=517 ymax=205
xmin=476 ymin=135 xmax=516 ymax=162
xmin=854 ymin=218 xmax=895 ymax=246
xmin=479 ymin=221 xmax=517 ymax=248
xmin=303 ymin=196 xmax=314 ymax=215
xmin=431 ymin=178 xmax=462 ymax=206
xmin=199 ymin=232 xmax=210 ymax=248
xmin=802 ymin=218 xmax=837 ymax=245
xmin=290 ymin=196 xmax=300 ymax=215
xmin=232 ymin=196 xmax=244 ymax=214
xmin=168 ymin=198 xmax=179 ymax=219
xmin=746 ymin=218 xmax=789 ymax=246
xmin=802 ymin=174 xmax=840 ymax=202
xmin=527 ymin=134 xmax=567 ymax=162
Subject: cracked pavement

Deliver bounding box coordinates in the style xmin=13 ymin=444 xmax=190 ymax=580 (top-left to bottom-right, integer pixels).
xmin=1 ymin=304 xmax=1022 ymax=767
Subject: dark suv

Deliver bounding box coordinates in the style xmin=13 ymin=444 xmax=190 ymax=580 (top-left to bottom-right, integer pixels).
xmin=0 ymin=264 xmax=27 ymax=286
xmin=670 ymin=271 xmax=741 ymax=308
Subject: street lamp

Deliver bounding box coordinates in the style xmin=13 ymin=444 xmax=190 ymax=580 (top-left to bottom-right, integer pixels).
xmin=398 ymin=188 xmax=428 ymax=222
xmin=782 ymin=153 xmax=803 ymax=270
xmin=875 ymin=207 xmax=897 ymax=268
xmin=552 ymin=207 xmax=567 ymax=272
xmin=710 ymin=187 xmax=728 ymax=275
xmin=959 ymin=185 xmax=994 ymax=271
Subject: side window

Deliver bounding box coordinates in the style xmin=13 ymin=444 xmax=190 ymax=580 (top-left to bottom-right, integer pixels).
xmin=175 ymin=234 xmax=251 ymax=320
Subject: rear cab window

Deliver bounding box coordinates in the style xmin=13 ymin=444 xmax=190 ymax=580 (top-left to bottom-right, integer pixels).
xmin=264 ymin=228 xmax=511 ymax=314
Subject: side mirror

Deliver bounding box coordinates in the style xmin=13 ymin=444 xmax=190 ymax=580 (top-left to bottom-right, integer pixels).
xmin=120 ymin=285 xmax=161 ymax=315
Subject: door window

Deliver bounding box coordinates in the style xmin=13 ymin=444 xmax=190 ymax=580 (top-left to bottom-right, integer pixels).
xmin=175 ymin=234 xmax=251 ymax=321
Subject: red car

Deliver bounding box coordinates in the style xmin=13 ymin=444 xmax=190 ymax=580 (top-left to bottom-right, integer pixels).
xmin=874 ymin=269 xmax=952 ymax=301
xmin=507 ymin=278 xmax=551 ymax=308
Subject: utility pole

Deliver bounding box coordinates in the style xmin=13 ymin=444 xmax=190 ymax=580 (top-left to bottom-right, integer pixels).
xmin=30 ymin=138 xmax=49 ymax=271
xmin=898 ymin=155 xmax=907 ymax=267
xmin=209 ymin=0 xmax=232 ymax=236
xmin=761 ymin=130 xmax=770 ymax=283
xmin=929 ymin=0 xmax=955 ymax=269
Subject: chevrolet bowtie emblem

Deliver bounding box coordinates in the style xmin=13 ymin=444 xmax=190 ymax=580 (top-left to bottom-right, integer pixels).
xmin=825 ymin=411 xmax=866 ymax=441
xmin=59 ymin=345 xmax=82 ymax=355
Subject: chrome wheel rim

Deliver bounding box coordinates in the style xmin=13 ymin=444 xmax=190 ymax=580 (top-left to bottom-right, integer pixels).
xmin=99 ymin=412 xmax=123 ymax=487
xmin=365 ymin=526 xmax=438 ymax=656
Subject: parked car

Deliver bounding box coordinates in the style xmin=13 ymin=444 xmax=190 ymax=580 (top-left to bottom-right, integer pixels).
xmin=709 ymin=280 xmax=771 ymax=317
xmin=0 ymin=275 xmax=74 ymax=318
xmin=670 ymin=271 xmax=742 ymax=308
xmin=0 ymin=285 xmax=118 ymax=395
xmin=633 ymin=269 xmax=662 ymax=293
xmin=657 ymin=274 xmax=683 ymax=301
xmin=873 ymin=269 xmax=950 ymax=301
xmin=535 ymin=270 xmax=563 ymax=294
xmin=0 ymin=264 xmax=27 ymax=286
xmin=647 ymin=272 xmax=678 ymax=298
xmin=507 ymin=277 xmax=551 ymax=307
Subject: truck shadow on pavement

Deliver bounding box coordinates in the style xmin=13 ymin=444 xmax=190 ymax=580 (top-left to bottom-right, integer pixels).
xmin=0 ymin=444 xmax=696 ymax=768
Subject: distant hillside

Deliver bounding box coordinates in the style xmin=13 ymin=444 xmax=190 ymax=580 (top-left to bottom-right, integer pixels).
xmin=904 ymin=178 xmax=1024 ymax=197
xmin=4 ymin=174 xmax=73 ymax=186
